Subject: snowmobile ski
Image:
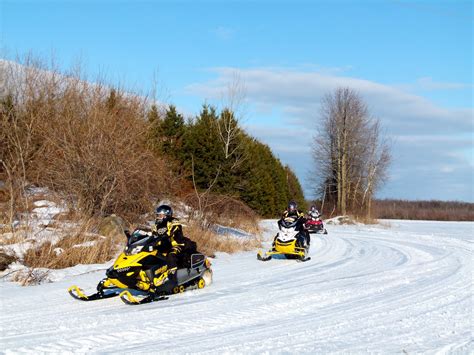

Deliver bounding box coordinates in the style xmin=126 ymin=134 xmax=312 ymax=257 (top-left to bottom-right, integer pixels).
xmin=257 ymin=250 xmax=272 ymax=261
xmin=119 ymin=290 xmax=169 ymax=305
xmin=68 ymin=285 xmax=122 ymax=301
xmin=297 ymin=257 xmax=311 ymax=262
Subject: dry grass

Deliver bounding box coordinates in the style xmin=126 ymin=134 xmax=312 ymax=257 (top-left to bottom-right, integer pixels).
xmin=184 ymin=220 xmax=261 ymax=257
xmin=22 ymin=216 xmax=126 ymax=269
xmin=0 ymin=226 xmax=32 ymax=245
xmin=179 ymin=194 xmax=262 ymax=256
xmin=23 ymin=233 xmax=123 ymax=269
xmin=183 ymin=193 xmax=261 ymax=233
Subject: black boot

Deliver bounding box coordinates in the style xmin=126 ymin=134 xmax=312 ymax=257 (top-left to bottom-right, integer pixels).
xmin=161 ymin=267 xmax=179 ymax=294
xmin=168 ymin=268 xmax=178 ymax=287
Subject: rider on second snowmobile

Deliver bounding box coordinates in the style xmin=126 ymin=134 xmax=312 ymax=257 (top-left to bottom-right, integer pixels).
xmin=278 ymin=201 xmax=310 ymax=247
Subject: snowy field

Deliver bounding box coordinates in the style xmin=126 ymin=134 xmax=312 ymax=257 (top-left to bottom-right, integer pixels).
xmin=1 ymin=219 xmax=472 ymax=354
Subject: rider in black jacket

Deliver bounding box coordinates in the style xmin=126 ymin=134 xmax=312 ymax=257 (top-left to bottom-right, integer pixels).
xmin=150 ymin=204 xmax=197 ymax=290
xmin=277 ymin=201 xmax=310 ymax=246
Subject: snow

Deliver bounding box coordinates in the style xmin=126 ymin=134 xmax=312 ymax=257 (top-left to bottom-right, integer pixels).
xmin=0 ymin=219 xmax=472 ymax=353
xmin=212 ymin=224 xmax=253 ymax=239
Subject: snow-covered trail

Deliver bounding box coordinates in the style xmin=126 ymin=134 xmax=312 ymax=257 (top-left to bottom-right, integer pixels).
xmin=1 ymin=220 xmax=472 ymax=354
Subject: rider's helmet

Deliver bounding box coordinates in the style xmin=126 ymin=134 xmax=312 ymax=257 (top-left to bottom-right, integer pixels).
xmin=288 ymin=201 xmax=297 ymax=212
xmin=155 ymin=204 xmax=173 ymax=226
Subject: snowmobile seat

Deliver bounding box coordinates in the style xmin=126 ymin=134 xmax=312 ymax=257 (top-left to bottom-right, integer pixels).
xmin=190 ymin=253 xmax=205 ymax=268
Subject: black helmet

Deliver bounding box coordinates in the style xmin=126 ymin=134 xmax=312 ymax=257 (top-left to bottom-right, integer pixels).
xmin=310 ymin=205 xmax=317 ymax=211
xmin=288 ymin=201 xmax=297 ymax=212
xmin=155 ymin=204 xmax=173 ymax=225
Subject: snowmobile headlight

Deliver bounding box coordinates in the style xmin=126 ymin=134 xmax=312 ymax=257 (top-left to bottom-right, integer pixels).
xmin=128 ymin=245 xmax=144 ymax=255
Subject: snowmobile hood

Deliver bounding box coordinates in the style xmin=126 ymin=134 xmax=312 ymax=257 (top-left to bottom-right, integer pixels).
xmin=113 ymin=249 xmax=159 ymax=269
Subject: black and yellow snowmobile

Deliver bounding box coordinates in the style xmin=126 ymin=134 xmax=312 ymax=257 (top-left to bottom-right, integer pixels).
xmin=257 ymin=216 xmax=310 ymax=262
xmin=68 ymin=228 xmax=212 ymax=305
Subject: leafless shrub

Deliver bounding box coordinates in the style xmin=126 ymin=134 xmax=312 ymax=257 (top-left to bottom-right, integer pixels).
xmin=1 ymin=56 xmax=177 ymax=222
xmin=11 ymin=267 xmax=50 ymax=286
xmin=183 ymin=192 xmax=260 ymax=233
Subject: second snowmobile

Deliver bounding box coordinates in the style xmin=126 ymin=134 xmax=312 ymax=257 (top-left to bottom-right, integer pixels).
xmin=257 ymin=216 xmax=310 ymax=262
xmin=68 ymin=227 xmax=212 ymax=305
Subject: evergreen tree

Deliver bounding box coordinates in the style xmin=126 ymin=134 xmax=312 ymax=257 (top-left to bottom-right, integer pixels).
xmin=158 ymin=105 xmax=185 ymax=158
xmin=147 ymin=104 xmax=160 ymax=124
xmin=238 ymin=137 xmax=295 ymax=217
xmin=147 ymin=104 xmax=185 ymax=162
xmin=147 ymin=104 xmax=161 ymax=151
xmin=181 ymin=105 xmax=224 ymax=190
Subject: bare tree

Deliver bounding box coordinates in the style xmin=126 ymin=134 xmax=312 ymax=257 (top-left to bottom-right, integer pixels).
xmin=312 ymin=87 xmax=391 ymax=217
xmin=216 ymin=72 xmax=247 ymax=169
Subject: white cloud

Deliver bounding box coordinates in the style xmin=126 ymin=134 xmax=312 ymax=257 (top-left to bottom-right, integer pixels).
xmin=185 ymin=66 xmax=474 ymax=201
xmin=416 ymin=77 xmax=470 ymax=91
xmin=187 ymin=67 xmax=473 ymax=133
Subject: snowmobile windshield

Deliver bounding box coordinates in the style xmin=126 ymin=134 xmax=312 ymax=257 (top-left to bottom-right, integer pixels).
xmin=125 ymin=229 xmax=153 ymax=255
xmin=280 ymin=217 xmax=298 ymax=228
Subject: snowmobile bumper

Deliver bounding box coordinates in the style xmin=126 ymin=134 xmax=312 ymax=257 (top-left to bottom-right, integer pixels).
xmin=257 ymin=247 xmax=307 ymax=261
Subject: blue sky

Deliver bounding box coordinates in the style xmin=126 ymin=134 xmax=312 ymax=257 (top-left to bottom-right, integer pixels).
xmin=1 ymin=0 xmax=472 ymax=202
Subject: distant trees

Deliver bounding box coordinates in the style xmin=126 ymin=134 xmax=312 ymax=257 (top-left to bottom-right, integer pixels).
xmin=312 ymin=87 xmax=391 ymax=217
xmin=372 ymin=199 xmax=474 ymax=221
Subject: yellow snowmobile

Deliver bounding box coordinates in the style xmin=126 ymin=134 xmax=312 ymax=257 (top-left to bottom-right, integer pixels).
xmin=257 ymin=216 xmax=310 ymax=262
xmin=68 ymin=228 xmax=212 ymax=305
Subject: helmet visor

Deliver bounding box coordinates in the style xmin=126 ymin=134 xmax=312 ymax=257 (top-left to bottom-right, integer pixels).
xmin=155 ymin=212 xmax=167 ymax=222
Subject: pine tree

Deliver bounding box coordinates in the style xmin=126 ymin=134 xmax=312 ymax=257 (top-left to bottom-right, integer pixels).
xmin=181 ymin=105 xmax=225 ymax=190
xmin=159 ymin=105 xmax=185 ymax=158
xmin=147 ymin=104 xmax=161 ymax=152
xmin=147 ymin=104 xmax=185 ymax=162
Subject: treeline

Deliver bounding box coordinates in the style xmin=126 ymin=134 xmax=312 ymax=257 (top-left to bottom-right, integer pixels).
xmin=0 ymin=58 xmax=304 ymax=225
xmin=372 ymin=199 xmax=474 ymax=221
